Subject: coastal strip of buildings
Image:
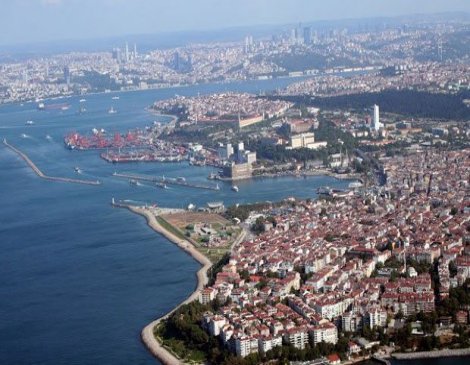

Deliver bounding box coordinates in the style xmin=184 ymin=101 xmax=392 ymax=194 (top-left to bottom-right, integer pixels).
xmin=197 ymin=149 xmax=470 ymax=358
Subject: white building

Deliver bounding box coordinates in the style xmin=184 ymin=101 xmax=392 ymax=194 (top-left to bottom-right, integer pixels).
xmin=310 ymin=322 xmax=338 ymax=345
xmin=199 ymin=287 xmax=216 ymax=304
xmin=209 ymin=315 xmax=227 ymax=336
xmin=284 ymin=327 xmax=309 ymax=349
xmin=342 ymin=312 xmax=363 ymax=332
xmin=258 ymin=335 xmax=282 ymax=353
xmin=365 ymin=307 xmax=387 ymax=329
xmin=234 ymin=335 xmax=259 ymax=357
xmin=372 ymin=104 xmax=382 ymax=131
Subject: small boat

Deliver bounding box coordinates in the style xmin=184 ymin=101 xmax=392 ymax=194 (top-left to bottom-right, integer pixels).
xmin=74 ymin=167 xmax=82 ymax=174
xmin=25 ymin=120 xmax=34 ymax=125
xmin=46 ymin=135 xmax=52 ymax=140
xmin=231 ymin=185 xmax=239 ymax=192
xmin=177 ymin=177 xmax=186 ymax=182
xmin=108 ymin=106 xmax=117 ymax=114
xmin=21 ymin=133 xmax=28 ymax=138
xmin=316 ymin=186 xmax=332 ymax=195
xmin=112 ymin=96 xmax=120 ymax=100
xmin=129 ymin=179 xmax=140 ymax=186
xmin=156 ymin=182 xmax=168 ymax=189
xmin=79 ymin=99 xmax=86 ymax=103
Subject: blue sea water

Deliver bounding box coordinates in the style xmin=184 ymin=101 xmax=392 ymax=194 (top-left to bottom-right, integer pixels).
xmin=0 ymin=79 xmax=350 ymax=365
xmin=1 ymin=79 xmax=467 ymax=365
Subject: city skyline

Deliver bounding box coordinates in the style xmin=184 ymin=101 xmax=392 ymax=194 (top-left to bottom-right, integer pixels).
xmin=0 ymin=0 xmax=469 ymax=46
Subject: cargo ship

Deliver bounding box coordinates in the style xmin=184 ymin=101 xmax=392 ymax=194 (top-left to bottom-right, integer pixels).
xmin=38 ymin=102 xmax=70 ymax=111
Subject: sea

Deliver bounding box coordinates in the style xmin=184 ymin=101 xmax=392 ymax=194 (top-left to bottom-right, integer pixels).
xmin=0 ymin=79 xmax=468 ymax=365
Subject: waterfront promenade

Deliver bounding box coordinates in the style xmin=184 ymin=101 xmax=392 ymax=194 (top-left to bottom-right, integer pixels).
xmin=118 ymin=203 xmax=247 ymax=364
xmin=392 ymin=348 xmax=470 ymax=360
xmin=3 ymin=139 xmax=101 ymax=186
xmin=126 ymin=206 xmax=211 ymax=365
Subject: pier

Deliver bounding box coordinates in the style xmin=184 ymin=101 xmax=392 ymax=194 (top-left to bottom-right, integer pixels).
xmin=112 ymin=172 xmax=220 ymax=191
xmin=3 ymin=139 xmax=101 ymax=186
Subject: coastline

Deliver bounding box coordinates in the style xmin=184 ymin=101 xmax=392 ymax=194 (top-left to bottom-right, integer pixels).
xmin=125 ymin=206 xmax=212 ymax=365
xmin=392 ymin=348 xmax=470 ymax=360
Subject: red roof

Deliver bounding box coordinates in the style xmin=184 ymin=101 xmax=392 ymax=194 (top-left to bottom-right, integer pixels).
xmin=327 ymin=354 xmax=341 ymax=362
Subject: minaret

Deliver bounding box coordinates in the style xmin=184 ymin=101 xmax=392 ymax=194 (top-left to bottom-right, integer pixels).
xmin=403 ymin=244 xmax=407 ymax=274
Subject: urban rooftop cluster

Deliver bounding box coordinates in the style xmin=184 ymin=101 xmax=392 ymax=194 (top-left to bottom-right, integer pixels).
xmin=1 ymin=17 xmax=468 ymax=104
xmin=283 ymin=63 xmax=470 ymax=97
xmin=198 ymin=148 xmax=470 ymax=358
xmin=153 ymin=93 xmax=293 ymax=128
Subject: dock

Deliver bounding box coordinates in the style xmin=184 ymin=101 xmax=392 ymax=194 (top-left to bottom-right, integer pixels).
xmin=3 ymin=138 xmax=101 ymax=186
xmin=112 ymin=172 xmax=220 ymax=191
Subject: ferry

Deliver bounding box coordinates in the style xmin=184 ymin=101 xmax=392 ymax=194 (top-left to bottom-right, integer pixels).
xmin=231 ymin=185 xmax=239 ymax=192
xmin=208 ymin=172 xmax=220 ymax=180
xmin=79 ymin=99 xmax=87 ymax=103
xmin=316 ymin=186 xmax=331 ymax=195
xmin=37 ymin=102 xmax=70 ymax=111
xmin=108 ymin=106 xmax=117 ymax=114
xmin=112 ymin=96 xmax=120 ymax=100
xmin=25 ymin=120 xmax=34 ymax=125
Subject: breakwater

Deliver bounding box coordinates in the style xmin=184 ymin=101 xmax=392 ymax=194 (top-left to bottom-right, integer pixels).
xmin=3 ymin=139 xmax=101 ymax=186
xmin=112 ymin=171 xmax=220 ymax=191
xmin=392 ymin=348 xmax=470 ymax=360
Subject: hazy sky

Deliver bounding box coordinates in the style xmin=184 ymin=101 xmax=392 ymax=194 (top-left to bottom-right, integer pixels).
xmin=1 ymin=0 xmax=469 ymax=45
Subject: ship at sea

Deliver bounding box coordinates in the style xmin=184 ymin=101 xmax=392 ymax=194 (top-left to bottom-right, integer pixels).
xmin=231 ymin=185 xmax=239 ymax=192
xmin=108 ymin=106 xmax=117 ymax=114
xmin=38 ymin=102 xmax=70 ymax=111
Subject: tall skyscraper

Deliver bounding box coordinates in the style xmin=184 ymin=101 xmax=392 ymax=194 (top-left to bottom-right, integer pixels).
xmin=372 ymin=104 xmax=382 ymax=131
xmin=125 ymin=42 xmax=129 ymax=63
xmin=112 ymin=48 xmax=122 ymax=63
xmin=303 ymin=27 xmax=312 ymax=45
xmin=63 ymin=66 xmax=71 ymax=87
xmin=133 ymin=43 xmax=138 ymax=59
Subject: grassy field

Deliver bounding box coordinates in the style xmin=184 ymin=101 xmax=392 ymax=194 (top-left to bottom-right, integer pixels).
xmin=159 ymin=212 xmax=240 ymax=263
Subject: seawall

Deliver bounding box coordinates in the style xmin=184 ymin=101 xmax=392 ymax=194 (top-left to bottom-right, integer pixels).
xmin=123 ymin=205 xmax=212 ymax=365
xmin=392 ymin=348 xmax=470 ymax=360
